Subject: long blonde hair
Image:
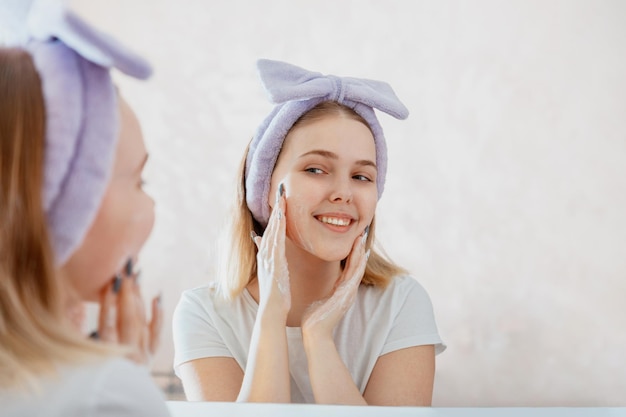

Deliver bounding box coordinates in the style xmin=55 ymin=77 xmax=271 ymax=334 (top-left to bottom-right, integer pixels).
xmin=0 ymin=48 xmax=107 ymax=390
xmin=216 ymin=101 xmax=407 ymax=299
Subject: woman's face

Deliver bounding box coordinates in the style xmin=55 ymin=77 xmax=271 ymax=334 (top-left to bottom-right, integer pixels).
xmin=61 ymin=97 xmax=155 ymax=301
xmin=269 ymin=115 xmax=378 ymax=262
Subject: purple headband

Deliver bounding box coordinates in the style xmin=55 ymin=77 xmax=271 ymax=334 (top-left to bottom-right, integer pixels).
xmin=24 ymin=0 xmax=152 ymax=264
xmin=245 ymin=59 xmax=409 ymax=226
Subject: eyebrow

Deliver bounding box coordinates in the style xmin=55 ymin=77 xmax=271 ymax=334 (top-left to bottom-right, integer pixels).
xmin=299 ymin=149 xmax=377 ymax=169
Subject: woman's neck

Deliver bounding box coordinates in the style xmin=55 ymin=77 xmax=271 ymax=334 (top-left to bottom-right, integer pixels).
xmin=284 ymin=239 xmax=342 ymax=326
xmin=247 ymin=238 xmax=342 ymax=327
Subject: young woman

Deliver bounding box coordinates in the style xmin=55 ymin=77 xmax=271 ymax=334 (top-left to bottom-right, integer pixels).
xmin=173 ymin=59 xmax=445 ymax=405
xmin=0 ymin=3 xmax=168 ymax=415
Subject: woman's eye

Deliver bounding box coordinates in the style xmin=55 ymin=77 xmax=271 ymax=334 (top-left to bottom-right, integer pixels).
xmin=353 ymin=174 xmax=372 ymax=182
xmin=305 ymin=167 xmax=324 ymax=174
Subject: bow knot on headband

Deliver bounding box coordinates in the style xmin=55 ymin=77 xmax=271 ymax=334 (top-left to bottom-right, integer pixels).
xmin=246 ymin=59 xmax=409 ymax=226
xmin=258 ymin=60 xmax=409 ymax=120
xmin=22 ymin=0 xmax=152 ymax=264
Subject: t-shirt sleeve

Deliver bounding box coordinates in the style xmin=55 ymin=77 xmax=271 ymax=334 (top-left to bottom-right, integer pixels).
xmin=380 ymin=277 xmax=446 ymax=356
xmin=172 ymin=287 xmax=234 ymax=372
xmin=93 ymin=358 xmax=170 ymax=417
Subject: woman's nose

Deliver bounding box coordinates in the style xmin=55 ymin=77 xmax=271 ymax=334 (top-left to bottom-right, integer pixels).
xmin=329 ymin=175 xmax=353 ymax=203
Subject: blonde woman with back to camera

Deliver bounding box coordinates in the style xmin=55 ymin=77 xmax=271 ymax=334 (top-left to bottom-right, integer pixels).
xmin=0 ymin=2 xmax=169 ymax=415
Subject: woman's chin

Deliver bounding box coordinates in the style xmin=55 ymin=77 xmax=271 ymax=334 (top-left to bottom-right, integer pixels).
xmin=311 ymin=247 xmax=352 ymax=263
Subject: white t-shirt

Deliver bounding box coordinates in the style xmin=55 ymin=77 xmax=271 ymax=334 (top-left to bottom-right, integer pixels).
xmin=0 ymin=357 xmax=170 ymax=417
xmin=173 ymin=275 xmax=445 ymax=403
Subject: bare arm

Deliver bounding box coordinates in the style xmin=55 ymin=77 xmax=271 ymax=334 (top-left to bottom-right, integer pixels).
xmin=177 ymin=357 xmax=243 ymax=401
xmin=237 ymin=305 xmax=290 ymax=402
xmin=302 ymin=228 xmax=436 ymax=405
xmin=177 ymin=344 xmax=435 ymax=405
xmin=363 ymin=345 xmax=435 ymax=406
xmin=301 ymin=229 xmax=369 ymax=405
xmin=238 ymin=187 xmax=291 ymax=402
xmin=178 ymin=187 xmax=291 ymax=402
xmin=304 ymin=340 xmax=435 ymax=405
xmin=304 ymin=336 xmax=367 ymax=405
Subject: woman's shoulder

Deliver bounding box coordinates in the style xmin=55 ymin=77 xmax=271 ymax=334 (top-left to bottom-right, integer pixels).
xmin=177 ymin=281 xmax=253 ymax=308
xmin=0 ymin=357 xmax=169 ymax=417
xmin=179 ymin=281 xmax=218 ymax=300
xmin=176 ymin=282 xmax=221 ymax=313
xmin=75 ymin=357 xmax=169 ymax=416
xmin=175 ymin=281 xmax=257 ymax=323
xmin=357 ymin=274 xmax=436 ymax=315
xmin=362 ymin=274 xmax=431 ymax=299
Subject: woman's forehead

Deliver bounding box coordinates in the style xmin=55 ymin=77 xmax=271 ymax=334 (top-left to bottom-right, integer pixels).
xmin=282 ymin=116 xmax=375 ymax=158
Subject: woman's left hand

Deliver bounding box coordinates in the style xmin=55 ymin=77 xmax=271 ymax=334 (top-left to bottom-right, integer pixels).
xmin=301 ymin=229 xmax=369 ymax=341
xmin=96 ymin=262 xmax=162 ymax=365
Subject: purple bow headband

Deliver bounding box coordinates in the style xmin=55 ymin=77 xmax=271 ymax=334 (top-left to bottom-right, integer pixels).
xmin=24 ymin=0 xmax=152 ymax=264
xmin=245 ymin=59 xmax=409 ymax=226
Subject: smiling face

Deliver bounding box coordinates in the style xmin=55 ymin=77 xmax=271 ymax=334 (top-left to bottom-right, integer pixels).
xmin=60 ymin=96 xmax=155 ymax=301
xmin=268 ymin=112 xmax=378 ymax=262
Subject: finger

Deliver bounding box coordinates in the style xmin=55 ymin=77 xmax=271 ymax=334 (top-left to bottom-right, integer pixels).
xmin=271 ymin=186 xmax=289 ymax=285
xmin=98 ymin=276 xmax=120 ymax=343
xmin=266 ymin=184 xmax=286 ymax=257
xmin=251 ymin=231 xmax=261 ymax=250
xmin=336 ymin=230 xmax=368 ymax=289
xmin=148 ymin=294 xmax=163 ymax=355
xmin=67 ymin=303 xmax=86 ymax=332
xmin=263 ymin=183 xmax=286 ymax=249
xmin=141 ymin=326 xmax=150 ymax=364
xmin=117 ymin=272 xmax=142 ymax=345
xmin=132 ymin=275 xmax=147 ymax=327
xmin=276 ymin=185 xmax=287 ymax=244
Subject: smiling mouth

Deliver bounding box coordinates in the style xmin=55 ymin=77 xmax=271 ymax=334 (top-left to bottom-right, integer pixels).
xmin=316 ymin=216 xmax=353 ymax=227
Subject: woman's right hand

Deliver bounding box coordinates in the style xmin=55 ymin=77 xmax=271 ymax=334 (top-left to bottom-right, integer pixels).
xmin=251 ymin=183 xmax=291 ymax=316
xmin=96 ymin=260 xmax=162 ymax=366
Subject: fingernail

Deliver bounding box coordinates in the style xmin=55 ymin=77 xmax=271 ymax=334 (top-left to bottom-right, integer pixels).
xmin=277 ymin=208 xmax=283 ymax=220
xmin=112 ymin=274 xmax=122 ymax=293
xmin=125 ymin=258 xmax=133 ymax=277
xmin=365 ymin=225 xmax=370 ymax=236
xmin=365 ymin=249 xmax=371 ymax=260
xmin=157 ymin=293 xmax=162 ymax=307
xmin=89 ymin=330 xmax=99 ymax=340
xmin=279 ymin=183 xmax=285 ymax=197
xmin=250 ymin=230 xmax=257 ymax=240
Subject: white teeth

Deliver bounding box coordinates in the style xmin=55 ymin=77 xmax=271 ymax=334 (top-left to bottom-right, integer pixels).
xmin=319 ymin=216 xmax=351 ymax=226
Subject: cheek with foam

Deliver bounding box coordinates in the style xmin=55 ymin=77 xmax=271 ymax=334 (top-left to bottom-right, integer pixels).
xmin=286 ymin=201 xmax=315 ymax=253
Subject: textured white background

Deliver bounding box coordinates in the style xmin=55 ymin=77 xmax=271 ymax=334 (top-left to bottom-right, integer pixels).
xmin=3 ymin=0 xmax=625 ymax=407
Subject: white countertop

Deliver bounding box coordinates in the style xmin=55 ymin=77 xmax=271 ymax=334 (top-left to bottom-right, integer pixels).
xmin=167 ymin=401 xmax=625 ymax=417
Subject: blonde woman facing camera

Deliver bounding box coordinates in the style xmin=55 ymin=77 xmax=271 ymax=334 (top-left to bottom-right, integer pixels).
xmin=174 ymin=59 xmax=446 ymax=405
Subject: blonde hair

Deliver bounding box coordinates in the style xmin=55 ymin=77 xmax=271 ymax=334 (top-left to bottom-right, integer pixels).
xmin=216 ymin=101 xmax=407 ymax=299
xmin=0 ymin=48 xmax=108 ymax=390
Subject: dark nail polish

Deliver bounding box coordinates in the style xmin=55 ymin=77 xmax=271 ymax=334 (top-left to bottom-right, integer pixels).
xmin=279 ymin=183 xmax=285 ymax=197
xmin=112 ymin=274 xmax=122 ymax=293
xmin=125 ymin=258 xmax=133 ymax=277
xmin=89 ymin=330 xmax=99 ymax=340
xmin=365 ymin=225 xmax=370 ymax=236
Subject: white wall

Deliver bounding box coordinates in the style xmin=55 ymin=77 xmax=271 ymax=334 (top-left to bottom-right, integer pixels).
xmin=10 ymin=0 xmax=626 ymax=406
